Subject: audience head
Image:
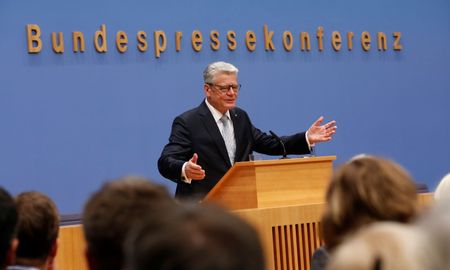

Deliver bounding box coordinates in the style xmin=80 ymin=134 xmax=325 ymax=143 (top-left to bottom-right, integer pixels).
xmin=434 ymin=172 xmax=450 ymax=201
xmin=82 ymin=176 xmax=175 ymax=270
xmin=0 ymin=187 xmax=18 ymax=270
xmin=322 ymin=155 xmax=419 ymax=249
xmin=14 ymin=191 xmax=60 ymax=269
xmin=125 ymin=203 xmax=265 ymax=270
xmin=328 ymin=197 xmax=450 ymax=270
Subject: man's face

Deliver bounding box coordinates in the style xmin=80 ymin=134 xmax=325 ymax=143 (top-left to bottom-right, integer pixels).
xmin=204 ymin=72 xmax=238 ymax=114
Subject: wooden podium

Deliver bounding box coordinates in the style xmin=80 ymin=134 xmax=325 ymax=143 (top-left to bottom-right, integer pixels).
xmin=204 ymin=156 xmax=336 ymax=210
xmin=204 ymin=156 xmax=336 ymax=270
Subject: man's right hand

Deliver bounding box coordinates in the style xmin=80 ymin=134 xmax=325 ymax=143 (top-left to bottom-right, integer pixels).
xmin=185 ymin=153 xmax=206 ymax=180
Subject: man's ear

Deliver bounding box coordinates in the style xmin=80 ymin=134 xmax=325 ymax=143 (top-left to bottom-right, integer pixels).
xmin=6 ymin=238 xmax=19 ymax=266
xmin=49 ymin=239 xmax=58 ymax=258
xmin=204 ymin=84 xmax=211 ymax=97
xmin=46 ymin=239 xmax=58 ymax=270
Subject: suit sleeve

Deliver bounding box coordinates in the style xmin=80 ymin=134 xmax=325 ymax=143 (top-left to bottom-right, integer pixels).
xmin=158 ymin=116 xmax=193 ymax=183
xmin=246 ymin=113 xmax=311 ymax=155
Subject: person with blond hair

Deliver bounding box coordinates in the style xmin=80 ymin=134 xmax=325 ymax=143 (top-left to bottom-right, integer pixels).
xmin=311 ymin=156 xmax=419 ymax=270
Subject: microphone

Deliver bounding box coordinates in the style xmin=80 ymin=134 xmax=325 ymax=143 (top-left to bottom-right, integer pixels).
xmin=269 ymin=130 xmax=288 ymax=159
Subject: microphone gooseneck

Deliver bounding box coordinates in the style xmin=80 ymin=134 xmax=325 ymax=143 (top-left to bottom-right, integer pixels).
xmin=269 ymin=130 xmax=288 ymax=159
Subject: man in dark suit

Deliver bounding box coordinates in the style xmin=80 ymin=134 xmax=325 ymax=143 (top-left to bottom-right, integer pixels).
xmin=158 ymin=61 xmax=337 ymax=200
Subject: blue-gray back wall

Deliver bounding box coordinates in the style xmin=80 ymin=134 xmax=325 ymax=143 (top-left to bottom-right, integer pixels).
xmin=1 ymin=0 xmax=449 ymax=213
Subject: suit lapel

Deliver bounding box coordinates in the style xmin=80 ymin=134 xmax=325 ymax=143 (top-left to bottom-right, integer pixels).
xmin=198 ymin=102 xmax=232 ymax=167
xmin=230 ymin=108 xmax=245 ymax=162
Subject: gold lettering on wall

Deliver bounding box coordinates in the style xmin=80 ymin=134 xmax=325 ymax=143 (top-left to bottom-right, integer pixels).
xmin=175 ymin=31 xmax=183 ymax=52
xmin=24 ymin=24 xmax=404 ymax=57
xmin=331 ymin=31 xmax=341 ymax=51
xmin=51 ymin=32 xmax=64 ymax=53
xmin=316 ymin=26 xmax=324 ymax=51
xmin=26 ymin=24 xmax=42 ymax=53
xmin=210 ymin=30 xmax=220 ymax=51
xmin=154 ymin=31 xmax=167 ymax=58
xmin=347 ymin=32 xmax=354 ymax=51
xmin=300 ymin=32 xmax=311 ymax=51
xmin=377 ymin=32 xmax=387 ymax=51
xmin=72 ymin=32 xmax=85 ymax=53
xmin=245 ymin=31 xmax=256 ymax=51
xmin=264 ymin=24 xmax=275 ymax=51
xmin=227 ymin=31 xmax=237 ymax=51
xmin=94 ymin=24 xmax=107 ymax=53
xmin=191 ymin=30 xmax=203 ymax=52
xmin=393 ymin=32 xmax=403 ymax=51
xmin=282 ymin=31 xmax=293 ymax=51
xmin=137 ymin=31 xmax=148 ymax=52
xmin=361 ymin=31 xmax=371 ymax=51
xmin=116 ymin=31 xmax=128 ymax=53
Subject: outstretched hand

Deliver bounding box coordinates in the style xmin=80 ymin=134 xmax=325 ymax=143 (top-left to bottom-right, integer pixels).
xmin=307 ymin=116 xmax=337 ymax=144
xmin=185 ymin=153 xmax=206 ymax=180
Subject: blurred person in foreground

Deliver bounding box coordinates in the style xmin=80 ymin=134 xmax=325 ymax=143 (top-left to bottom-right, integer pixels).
xmin=327 ymin=196 xmax=450 ymax=270
xmin=0 ymin=187 xmax=18 ymax=270
xmin=8 ymin=191 xmax=59 ymax=270
xmin=125 ymin=203 xmax=265 ymax=270
xmin=311 ymin=155 xmax=420 ymax=270
xmin=82 ymin=176 xmax=176 ymax=270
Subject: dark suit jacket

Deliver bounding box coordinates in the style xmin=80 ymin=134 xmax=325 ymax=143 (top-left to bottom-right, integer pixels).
xmin=158 ymin=101 xmax=311 ymax=199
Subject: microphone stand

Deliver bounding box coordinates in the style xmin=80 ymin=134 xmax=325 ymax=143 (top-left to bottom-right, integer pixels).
xmin=269 ymin=130 xmax=288 ymax=159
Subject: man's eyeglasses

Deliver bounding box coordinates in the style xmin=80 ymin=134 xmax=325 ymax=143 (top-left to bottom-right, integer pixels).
xmin=208 ymin=83 xmax=241 ymax=94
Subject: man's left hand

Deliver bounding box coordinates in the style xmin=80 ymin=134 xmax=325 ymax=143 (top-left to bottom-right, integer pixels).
xmin=307 ymin=116 xmax=337 ymax=144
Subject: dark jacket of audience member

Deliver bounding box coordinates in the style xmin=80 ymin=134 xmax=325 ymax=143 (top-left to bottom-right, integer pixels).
xmin=0 ymin=187 xmax=18 ymax=270
xmin=82 ymin=176 xmax=175 ymax=270
xmin=125 ymin=203 xmax=266 ymax=270
xmin=10 ymin=191 xmax=59 ymax=270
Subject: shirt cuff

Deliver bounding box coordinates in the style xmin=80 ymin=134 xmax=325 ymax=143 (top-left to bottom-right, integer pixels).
xmin=305 ymin=131 xmax=315 ymax=150
xmin=181 ymin=162 xmax=192 ymax=184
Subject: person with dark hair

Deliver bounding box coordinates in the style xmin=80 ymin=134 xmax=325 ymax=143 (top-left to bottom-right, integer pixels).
xmin=125 ymin=203 xmax=265 ymax=270
xmin=0 ymin=187 xmax=18 ymax=270
xmin=82 ymin=176 xmax=176 ymax=270
xmin=311 ymin=155 xmax=420 ymax=270
xmin=8 ymin=191 xmax=59 ymax=270
xmin=158 ymin=61 xmax=337 ymax=200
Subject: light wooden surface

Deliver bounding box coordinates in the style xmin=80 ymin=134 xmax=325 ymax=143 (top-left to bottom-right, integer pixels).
xmin=55 ymin=225 xmax=88 ymax=270
xmin=205 ymin=156 xmax=336 ymax=210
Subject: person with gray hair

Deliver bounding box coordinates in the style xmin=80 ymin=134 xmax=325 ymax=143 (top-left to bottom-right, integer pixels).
xmin=434 ymin=172 xmax=450 ymax=200
xmin=158 ymin=61 xmax=337 ymax=200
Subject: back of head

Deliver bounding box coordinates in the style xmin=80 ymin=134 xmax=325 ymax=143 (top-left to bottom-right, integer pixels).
xmin=434 ymin=173 xmax=450 ymax=201
xmin=0 ymin=187 xmax=18 ymax=269
xmin=15 ymin=191 xmax=59 ymax=263
xmin=322 ymin=156 xmax=418 ymax=249
xmin=82 ymin=176 xmax=175 ymax=270
xmin=126 ymin=203 xmax=265 ymax=270
xmin=203 ymin=61 xmax=238 ymax=84
xmin=327 ymin=222 xmax=430 ymax=270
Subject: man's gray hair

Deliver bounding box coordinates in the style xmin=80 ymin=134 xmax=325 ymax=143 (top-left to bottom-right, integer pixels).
xmin=203 ymin=61 xmax=239 ymax=84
